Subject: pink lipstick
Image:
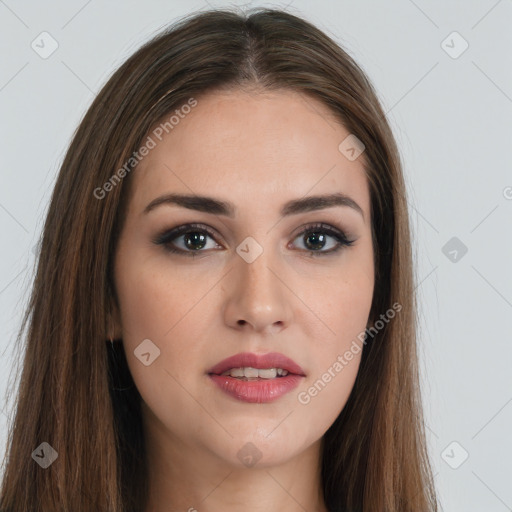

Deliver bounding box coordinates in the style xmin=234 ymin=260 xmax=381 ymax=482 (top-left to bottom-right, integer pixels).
xmin=207 ymin=352 xmax=305 ymax=403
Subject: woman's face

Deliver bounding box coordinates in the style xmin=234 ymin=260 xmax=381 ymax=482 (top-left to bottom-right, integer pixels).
xmin=113 ymin=88 xmax=374 ymax=468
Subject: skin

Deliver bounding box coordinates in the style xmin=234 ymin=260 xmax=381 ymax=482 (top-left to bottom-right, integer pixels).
xmin=112 ymin=87 xmax=374 ymax=512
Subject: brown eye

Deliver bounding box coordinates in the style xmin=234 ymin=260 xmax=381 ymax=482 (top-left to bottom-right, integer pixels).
xmin=290 ymin=223 xmax=355 ymax=257
xmin=153 ymin=223 xmax=221 ymax=257
xmin=154 ymin=222 xmax=355 ymax=258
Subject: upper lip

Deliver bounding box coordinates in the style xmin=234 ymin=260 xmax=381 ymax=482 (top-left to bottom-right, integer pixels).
xmin=208 ymin=352 xmax=306 ymax=376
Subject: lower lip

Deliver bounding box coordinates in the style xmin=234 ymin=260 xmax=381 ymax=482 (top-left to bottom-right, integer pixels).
xmin=208 ymin=374 xmax=304 ymax=403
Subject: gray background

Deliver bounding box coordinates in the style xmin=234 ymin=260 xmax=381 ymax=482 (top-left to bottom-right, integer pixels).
xmin=1 ymin=0 xmax=511 ymax=510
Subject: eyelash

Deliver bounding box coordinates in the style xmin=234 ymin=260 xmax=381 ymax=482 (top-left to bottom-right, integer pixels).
xmin=153 ymin=222 xmax=356 ymax=258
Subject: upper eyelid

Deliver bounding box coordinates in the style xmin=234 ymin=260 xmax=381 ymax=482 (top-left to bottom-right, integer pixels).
xmin=155 ymin=221 xmax=353 ymax=246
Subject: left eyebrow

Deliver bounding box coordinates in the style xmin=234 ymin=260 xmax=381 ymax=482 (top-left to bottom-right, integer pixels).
xmin=143 ymin=192 xmax=365 ymax=221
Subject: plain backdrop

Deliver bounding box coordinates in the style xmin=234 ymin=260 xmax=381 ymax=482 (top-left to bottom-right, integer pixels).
xmin=1 ymin=1 xmax=511 ymax=510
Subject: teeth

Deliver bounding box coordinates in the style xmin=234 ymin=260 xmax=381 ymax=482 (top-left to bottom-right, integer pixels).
xmin=220 ymin=367 xmax=289 ymax=379
xmin=257 ymin=368 xmax=276 ymax=379
xmin=229 ymin=367 xmax=245 ymax=378
xmin=244 ymin=367 xmax=260 ymax=378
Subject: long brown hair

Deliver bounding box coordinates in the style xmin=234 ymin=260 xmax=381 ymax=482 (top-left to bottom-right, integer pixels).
xmin=0 ymin=8 xmax=438 ymax=512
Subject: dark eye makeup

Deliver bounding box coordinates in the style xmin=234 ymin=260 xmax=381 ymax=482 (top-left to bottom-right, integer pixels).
xmin=152 ymin=222 xmax=356 ymax=258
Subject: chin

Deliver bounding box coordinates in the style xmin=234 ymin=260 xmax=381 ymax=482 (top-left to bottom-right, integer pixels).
xmin=211 ymin=428 xmax=316 ymax=470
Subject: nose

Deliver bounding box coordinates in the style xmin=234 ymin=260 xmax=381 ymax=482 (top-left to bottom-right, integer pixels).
xmin=223 ymin=247 xmax=293 ymax=335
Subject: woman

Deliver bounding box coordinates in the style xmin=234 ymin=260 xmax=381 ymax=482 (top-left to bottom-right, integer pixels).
xmin=0 ymin=8 xmax=438 ymax=512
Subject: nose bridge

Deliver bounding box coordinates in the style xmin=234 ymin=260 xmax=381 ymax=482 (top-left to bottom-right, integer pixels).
xmin=237 ymin=240 xmax=277 ymax=302
xmin=235 ymin=227 xmax=274 ymax=284
xmin=225 ymin=235 xmax=291 ymax=331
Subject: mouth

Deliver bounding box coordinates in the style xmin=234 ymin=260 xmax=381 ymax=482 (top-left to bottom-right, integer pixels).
xmin=207 ymin=352 xmax=306 ymax=403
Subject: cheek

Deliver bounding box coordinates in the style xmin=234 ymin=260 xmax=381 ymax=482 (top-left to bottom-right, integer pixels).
xmin=297 ymin=353 xmax=361 ymax=431
xmin=114 ymin=252 xmax=216 ymax=413
xmin=294 ymin=255 xmax=373 ymax=419
xmin=325 ymin=279 xmax=373 ymax=342
xmin=297 ymin=335 xmax=363 ymax=435
xmin=115 ymin=261 xmax=209 ymax=440
xmin=115 ymin=253 xmax=214 ymax=345
xmin=301 ymin=257 xmax=374 ymax=350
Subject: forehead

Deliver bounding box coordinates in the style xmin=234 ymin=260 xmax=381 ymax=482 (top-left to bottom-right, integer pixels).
xmin=128 ymin=88 xmax=370 ymax=219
